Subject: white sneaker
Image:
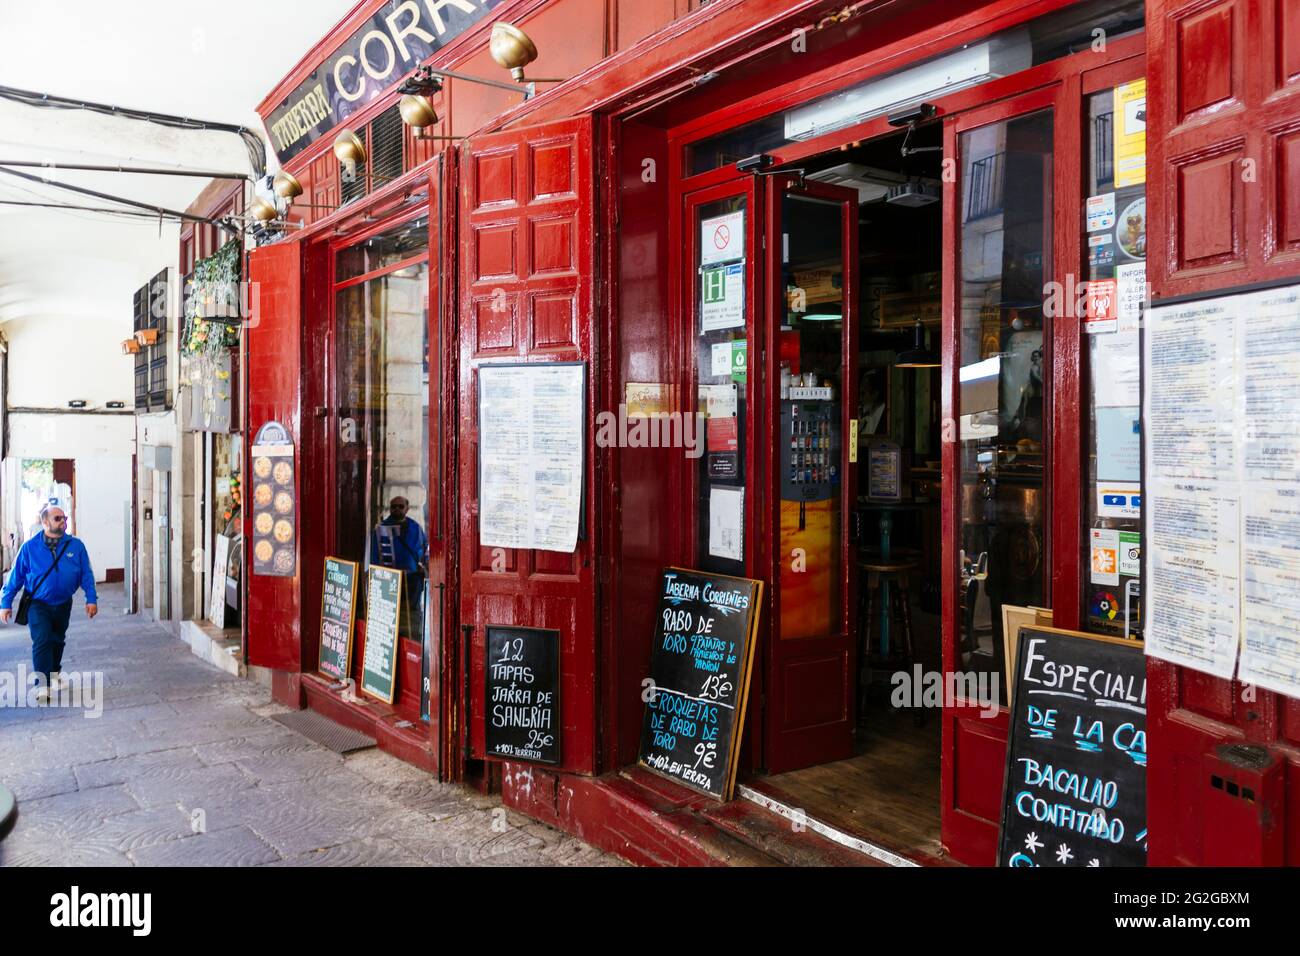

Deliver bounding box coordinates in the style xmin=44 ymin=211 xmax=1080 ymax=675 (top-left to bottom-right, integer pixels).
xmin=52 ymin=672 xmax=69 ymax=690
xmin=33 ymin=686 xmax=50 ymax=704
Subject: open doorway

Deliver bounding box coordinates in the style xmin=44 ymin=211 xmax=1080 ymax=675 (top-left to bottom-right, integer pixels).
xmin=753 ymin=123 xmax=947 ymax=862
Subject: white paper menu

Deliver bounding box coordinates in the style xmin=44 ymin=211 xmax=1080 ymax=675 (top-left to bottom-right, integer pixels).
xmin=478 ymin=363 xmax=585 ymax=553
xmin=1144 ymin=282 xmax=1300 ymax=697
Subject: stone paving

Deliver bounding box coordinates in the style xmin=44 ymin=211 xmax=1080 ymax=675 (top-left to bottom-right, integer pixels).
xmin=0 ymin=585 xmax=623 ymax=867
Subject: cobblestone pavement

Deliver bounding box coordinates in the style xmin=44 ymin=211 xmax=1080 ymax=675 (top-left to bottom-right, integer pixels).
xmin=0 ymin=585 xmax=623 ymax=867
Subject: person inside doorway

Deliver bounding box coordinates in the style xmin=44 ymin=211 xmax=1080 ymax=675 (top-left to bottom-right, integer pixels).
xmin=370 ymin=496 xmax=427 ymax=637
xmin=0 ymin=504 xmax=98 ymax=701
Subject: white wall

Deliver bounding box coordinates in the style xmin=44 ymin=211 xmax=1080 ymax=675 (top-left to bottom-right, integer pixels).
xmin=3 ymin=413 xmax=134 ymax=583
xmin=5 ymin=314 xmax=134 ymax=409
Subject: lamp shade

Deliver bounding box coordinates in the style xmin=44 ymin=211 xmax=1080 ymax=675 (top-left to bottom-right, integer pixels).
xmin=399 ymin=93 xmax=438 ymax=129
xmin=490 ymin=22 xmax=538 ymax=80
xmin=271 ymin=170 xmax=303 ymax=200
xmin=895 ymin=319 xmax=940 ymax=368
xmin=249 ymin=197 xmax=279 ymax=222
xmin=333 ymin=128 xmax=366 ymax=166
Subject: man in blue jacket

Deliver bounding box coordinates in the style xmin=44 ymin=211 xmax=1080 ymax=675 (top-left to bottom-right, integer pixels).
xmin=0 ymin=504 xmax=98 ymax=699
xmin=370 ymin=496 xmax=426 ymax=638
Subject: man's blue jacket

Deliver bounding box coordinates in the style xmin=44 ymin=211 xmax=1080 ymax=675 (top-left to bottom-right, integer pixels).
xmin=1 ymin=533 xmax=98 ymax=609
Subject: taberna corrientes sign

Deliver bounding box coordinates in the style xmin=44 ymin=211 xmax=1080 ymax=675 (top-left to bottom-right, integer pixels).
xmin=265 ymin=0 xmax=506 ymax=164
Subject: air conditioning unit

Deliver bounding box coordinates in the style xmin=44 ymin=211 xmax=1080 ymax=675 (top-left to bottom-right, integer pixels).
xmin=885 ymin=181 xmax=940 ymax=207
xmin=784 ymin=31 xmax=1032 ymax=142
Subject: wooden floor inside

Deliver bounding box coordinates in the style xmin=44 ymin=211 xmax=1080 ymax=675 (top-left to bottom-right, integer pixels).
xmin=748 ymin=701 xmax=949 ymax=864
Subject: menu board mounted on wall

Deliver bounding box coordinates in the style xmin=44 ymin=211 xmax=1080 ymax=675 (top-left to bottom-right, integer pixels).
xmin=318 ymin=557 xmax=358 ymax=682
xmin=483 ymin=626 xmax=561 ymax=765
xmin=477 ymin=362 xmax=586 ymax=553
xmin=250 ymin=420 xmax=296 ymax=577
xmin=1142 ymin=278 xmax=1300 ymax=698
xmin=638 ymin=568 xmax=762 ymax=800
xmin=361 ymin=566 xmax=402 ymax=704
xmin=998 ymin=626 xmax=1147 ymax=867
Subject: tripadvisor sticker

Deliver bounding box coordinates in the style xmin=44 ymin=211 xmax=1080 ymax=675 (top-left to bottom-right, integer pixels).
xmin=730 ymin=340 xmax=747 ymax=384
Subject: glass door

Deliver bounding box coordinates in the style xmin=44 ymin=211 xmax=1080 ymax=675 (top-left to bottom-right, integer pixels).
xmin=763 ymin=175 xmax=859 ymax=774
xmin=683 ymin=177 xmax=762 ymax=766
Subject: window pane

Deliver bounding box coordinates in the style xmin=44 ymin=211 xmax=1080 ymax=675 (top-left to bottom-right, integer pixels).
xmin=1082 ymin=83 xmax=1146 ymax=641
xmin=957 ymin=109 xmax=1053 ymax=705
xmin=695 ymin=196 xmax=748 ymax=575
xmin=778 ymin=193 xmax=844 ymax=640
xmin=335 ymin=215 xmax=429 ymax=282
xmin=334 ymin=238 xmax=429 ymax=641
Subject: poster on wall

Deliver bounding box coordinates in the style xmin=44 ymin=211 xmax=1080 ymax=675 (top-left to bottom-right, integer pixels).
xmin=478 ymin=362 xmax=585 ymax=553
xmin=250 ymin=421 xmax=296 ymax=577
xmin=1143 ymin=280 xmax=1300 ymax=697
xmin=1113 ymin=79 xmax=1147 ymax=188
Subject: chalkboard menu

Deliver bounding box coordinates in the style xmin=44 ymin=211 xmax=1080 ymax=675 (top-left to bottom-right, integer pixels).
xmin=998 ymin=626 xmax=1147 ymax=867
xmin=638 ymin=568 xmax=763 ymax=800
xmin=318 ymin=557 xmax=357 ymax=681
xmin=361 ymin=566 xmax=402 ymax=704
xmin=484 ymin=626 xmax=560 ymax=765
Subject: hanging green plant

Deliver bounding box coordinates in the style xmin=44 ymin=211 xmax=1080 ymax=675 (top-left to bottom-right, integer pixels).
xmin=183 ymin=238 xmax=242 ymax=356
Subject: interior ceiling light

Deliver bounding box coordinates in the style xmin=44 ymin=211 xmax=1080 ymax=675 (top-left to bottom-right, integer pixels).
xmin=895 ymin=319 xmax=940 ymax=368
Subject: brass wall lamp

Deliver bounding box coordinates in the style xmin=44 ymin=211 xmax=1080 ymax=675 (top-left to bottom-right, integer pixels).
xmin=404 ymin=22 xmax=564 ymax=105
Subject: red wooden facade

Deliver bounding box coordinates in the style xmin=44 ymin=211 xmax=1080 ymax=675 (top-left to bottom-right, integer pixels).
xmin=241 ymin=0 xmax=1300 ymax=866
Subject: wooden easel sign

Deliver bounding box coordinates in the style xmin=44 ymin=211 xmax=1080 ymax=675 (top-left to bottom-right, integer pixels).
xmin=637 ymin=568 xmax=762 ymax=800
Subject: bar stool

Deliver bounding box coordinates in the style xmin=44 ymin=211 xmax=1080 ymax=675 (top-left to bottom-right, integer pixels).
xmin=856 ymin=557 xmax=917 ymax=722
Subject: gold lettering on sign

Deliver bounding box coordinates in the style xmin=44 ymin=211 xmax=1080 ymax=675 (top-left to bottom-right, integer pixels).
xmin=422 ymin=0 xmax=479 ymax=35
xmin=334 ymin=53 xmax=365 ymax=103
xmin=270 ymin=84 xmax=330 ymax=153
xmin=385 ymin=0 xmax=435 ymax=61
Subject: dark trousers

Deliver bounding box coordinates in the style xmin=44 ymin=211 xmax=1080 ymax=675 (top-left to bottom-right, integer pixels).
xmin=29 ymin=599 xmax=73 ymax=684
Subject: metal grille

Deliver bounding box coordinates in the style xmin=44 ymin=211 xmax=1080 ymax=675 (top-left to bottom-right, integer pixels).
xmin=965 ymin=151 xmax=1005 ymax=222
xmin=371 ymin=104 xmax=404 ymax=183
xmin=273 ymin=709 xmax=377 ymax=754
xmin=340 ymin=105 xmax=405 ymax=205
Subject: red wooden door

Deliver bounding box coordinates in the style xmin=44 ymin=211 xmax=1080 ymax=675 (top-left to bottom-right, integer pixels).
xmin=245 ymin=240 xmax=304 ymax=671
xmin=762 ymin=176 xmax=859 ymax=773
xmin=1146 ymin=0 xmax=1300 ymax=866
xmin=458 ymin=116 xmax=599 ymax=775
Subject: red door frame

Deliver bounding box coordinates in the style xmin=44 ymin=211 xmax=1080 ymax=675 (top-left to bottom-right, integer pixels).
xmin=939 ymin=83 xmax=1070 ymax=866
xmin=762 ymin=175 xmax=860 ymax=774
xmin=658 ymin=22 xmax=1145 ymax=866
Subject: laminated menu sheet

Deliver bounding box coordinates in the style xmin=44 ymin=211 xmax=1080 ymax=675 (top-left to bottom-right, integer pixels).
xmin=1143 ymin=281 xmax=1300 ymax=697
xmin=478 ymin=362 xmax=585 ymax=553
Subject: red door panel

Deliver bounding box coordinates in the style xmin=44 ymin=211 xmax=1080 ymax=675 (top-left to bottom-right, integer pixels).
xmin=458 ymin=116 xmax=598 ymax=775
xmin=245 ymin=241 xmax=304 ymax=671
xmin=1148 ymin=0 xmax=1300 ymax=865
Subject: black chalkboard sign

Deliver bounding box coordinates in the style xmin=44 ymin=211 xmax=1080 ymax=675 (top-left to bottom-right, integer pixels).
xmin=484 ymin=626 xmax=560 ymax=765
xmin=998 ymin=626 xmax=1147 ymax=867
xmin=638 ymin=568 xmax=763 ymax=800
